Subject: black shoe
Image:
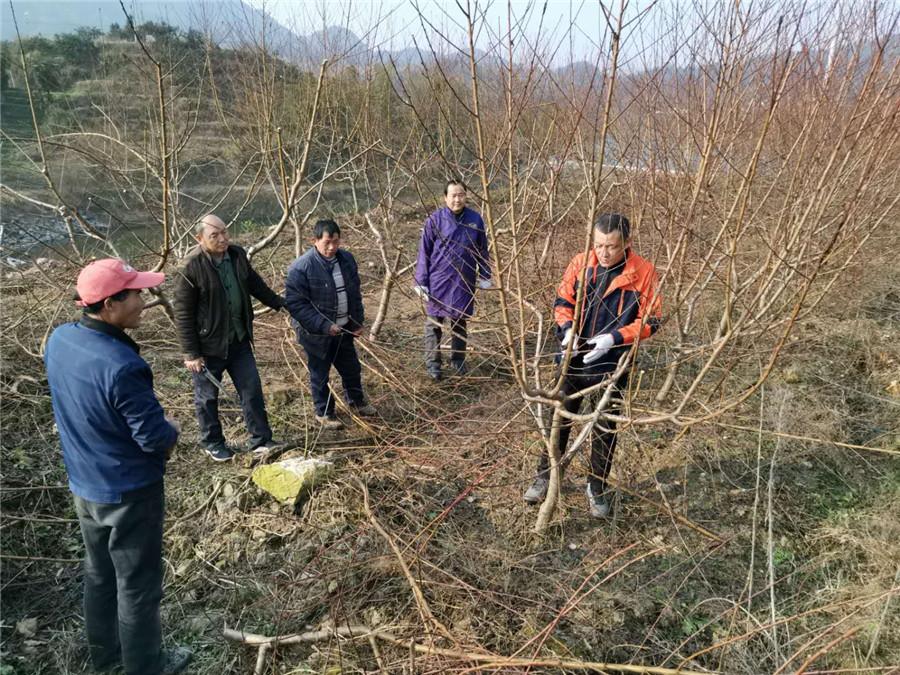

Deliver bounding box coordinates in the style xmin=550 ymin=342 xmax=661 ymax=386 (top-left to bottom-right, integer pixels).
xmin=204 ymin=442 xmax=235 ymax=462
xmin=451 ymin=361 xmax=468 ymax=376
xmin=586 ymin=483 xmax=611 ymax=518
xmin=427 ymin=367 xmax=442 ymax=381
xmin=160 ymin=646 xmax=192 ymax=675
xmin=523 ymin=476 xmax=549 ymax=504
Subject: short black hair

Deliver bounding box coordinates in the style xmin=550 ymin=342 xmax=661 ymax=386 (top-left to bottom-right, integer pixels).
xmin=444 ymin=179 xmax=466 ymax=195
xmin=78 ymin=288 xmax=132 ymax=314
xmin=594 ymin=213 xmax=630 ymax=241
xmin=313 ymin=219 xmax=341 ymax=239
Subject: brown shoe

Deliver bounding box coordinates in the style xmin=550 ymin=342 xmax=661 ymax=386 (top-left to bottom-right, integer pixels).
xmin=315 ymin=414 xmax=344 ymax=430
xmin=351 ymin=403 xmax=378 ymax=417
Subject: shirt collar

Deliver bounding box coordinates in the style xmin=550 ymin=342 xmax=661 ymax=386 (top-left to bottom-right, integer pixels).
xmin=200 ymin=246 xmax=230 ymax=266
xmin=214 ymin=249 xmax=231 ymax=266
xmin=448 ymin=206 xmax=466 ymax=221
xmin=79 ymin=315 xmax=140 ymax=354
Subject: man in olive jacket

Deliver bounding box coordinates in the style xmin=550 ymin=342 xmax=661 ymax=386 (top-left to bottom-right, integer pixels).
xmin=173 ymin=214 xmax=285 ymax=461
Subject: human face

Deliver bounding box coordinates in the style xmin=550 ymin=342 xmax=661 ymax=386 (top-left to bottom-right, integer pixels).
xmin=444 ymin=184 xmax=467 ymax=214
xmin=315 ymin=232 xmax=341 ymax=258
xmin=196 ymin=223 xmax=230 ymax=256
xmin=105 ymin=289 xmax=146 ymax=330
xmin=592 ymin=229 xmax=628 ymax=268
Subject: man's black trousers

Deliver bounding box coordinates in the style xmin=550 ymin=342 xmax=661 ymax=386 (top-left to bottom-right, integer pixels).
xmin=303 ymin=333 xmax=365 ymax=416
xmin=536 ymin=367 xmax=627 ymax=491
xmin=74 ymin=482 xmax=165 ymax=675
xmin=191 ymin=338 xmax=273 ymax=450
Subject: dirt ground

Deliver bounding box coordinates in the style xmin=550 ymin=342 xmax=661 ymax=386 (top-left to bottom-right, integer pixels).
xmin=1 ymin=223 xmax=898 ymax=674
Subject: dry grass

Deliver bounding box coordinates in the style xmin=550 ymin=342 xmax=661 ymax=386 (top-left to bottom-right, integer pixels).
xmin=1 ymin=224 xmax=898 ymax=674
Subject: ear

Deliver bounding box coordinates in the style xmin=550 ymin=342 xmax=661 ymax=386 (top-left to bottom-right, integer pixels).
xmin=98 ymin=296 xmax=116 ymax=318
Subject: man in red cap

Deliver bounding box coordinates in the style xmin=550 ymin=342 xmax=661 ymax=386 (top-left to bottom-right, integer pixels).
xmin=45 ymin=258 xmax=191 ymax=675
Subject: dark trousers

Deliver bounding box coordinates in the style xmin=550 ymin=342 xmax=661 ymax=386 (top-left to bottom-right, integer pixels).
xmin=74 ymin=483 xmax=165 ymax=675
xmin=304 ymin=333 xmax=365 ymax=416
xmin=424 ymin=316 xmax=467 ymax=369
xmin=537 ymin=368 xmax=626 ymax=491
xmin=191 ymin=338 xmax=272 ymax=450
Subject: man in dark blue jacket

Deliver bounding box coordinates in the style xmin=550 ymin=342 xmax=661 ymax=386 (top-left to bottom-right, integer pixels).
xmin=45 ymin=258 xmax=190 ymax=675
xmin=285 ymin=219 xmax=376 ymax=429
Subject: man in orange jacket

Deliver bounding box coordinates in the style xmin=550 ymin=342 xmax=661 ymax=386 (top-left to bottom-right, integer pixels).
xmin=524 ymin=213 xmax=661 ymax=517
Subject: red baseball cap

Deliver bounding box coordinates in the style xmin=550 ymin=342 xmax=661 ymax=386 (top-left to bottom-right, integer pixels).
xmin=75 ymin=258 xmax=165 ymax=306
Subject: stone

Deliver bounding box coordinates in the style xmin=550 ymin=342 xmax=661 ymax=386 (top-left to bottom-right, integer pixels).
xmin=188 ymin=615 xmax=212 ymax=634
xmin=252 ymin=458 xmax=334 ymax=504
xmin=16 ymin=618 xmax=37 ymax=637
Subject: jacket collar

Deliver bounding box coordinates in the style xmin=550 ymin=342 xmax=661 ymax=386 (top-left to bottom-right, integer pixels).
xmin=307 ymin=246 xmax=345 ymax=265
xmin=444 ymin=206 xmax=469 ymax=221
xmin=197 ymin=244 xmax=233 ymax=266
xmin=314 ymin=249 xmax=338 ymax=267
xmin=588 ymin=248 xmax=639 ymax=295
xmin=79 ymin=315 xmax=140 ymax=354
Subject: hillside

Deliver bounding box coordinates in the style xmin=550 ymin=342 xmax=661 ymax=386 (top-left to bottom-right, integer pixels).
xmin=1 ymin=0 xmax=298 ymax=52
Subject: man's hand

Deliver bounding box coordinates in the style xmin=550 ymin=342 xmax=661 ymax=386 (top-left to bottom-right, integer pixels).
xmin=164 ymin=416 xmax=181 ymax=460
xmin=328 ymin=324 xmax=342 ymax=336
xmin=413 ymin=285 xmax=430 ymax=302
xmin=560 ymin=327 xmax=575 ymax=349
xmin=583 ymin=333 xmax=615 ymax=364
xmin=477 ymin=278 xmax=493 ymax=290
xmin=184 ymin=357 xmax=205 ymax=373
xmin=165 ymin=415 xmax=182 ymax=435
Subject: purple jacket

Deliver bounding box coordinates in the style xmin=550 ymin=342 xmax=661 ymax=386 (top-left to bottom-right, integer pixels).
xmin=414 ymin=206 xmax=491 ymax=319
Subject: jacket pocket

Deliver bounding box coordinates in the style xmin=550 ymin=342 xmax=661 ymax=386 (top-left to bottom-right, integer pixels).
xmin=197 ymin=307 xmax=210 ymax=336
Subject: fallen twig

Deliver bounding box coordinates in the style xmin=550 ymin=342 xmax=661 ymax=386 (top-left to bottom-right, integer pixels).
xmin=223 ymin=624 xmax=717 ymax=674
xmin=357 ymin=478 xmax=456 ymax=643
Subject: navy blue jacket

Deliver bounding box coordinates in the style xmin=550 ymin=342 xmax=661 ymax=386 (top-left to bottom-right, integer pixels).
xmin=45 ymin=317 xmax=179 ymax=503
xmin=284 ymin=248 xmax=364 ymax=357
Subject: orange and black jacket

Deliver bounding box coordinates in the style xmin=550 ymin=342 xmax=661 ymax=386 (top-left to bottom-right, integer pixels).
xmin=554 ymin=248 xmax=661 ymax=372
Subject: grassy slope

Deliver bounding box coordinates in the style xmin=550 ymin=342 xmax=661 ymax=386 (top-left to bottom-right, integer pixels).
xmin=0 ymin=223 xmax=898 ymax=674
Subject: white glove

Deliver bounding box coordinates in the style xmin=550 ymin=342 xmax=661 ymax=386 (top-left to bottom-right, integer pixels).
xmin=477 ymin=278 xmax=493 ymax=290
xmin=560 ymin=327 xmax=574 ymax=349
xmin=413 ymin=285 xmax=430 ymax=301
xmin=582 ymin=333 xmax=615 ymax=364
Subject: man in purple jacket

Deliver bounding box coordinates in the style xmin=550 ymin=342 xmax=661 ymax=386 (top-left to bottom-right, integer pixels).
xmin=414 ymin=179 xmax=492 ymax=380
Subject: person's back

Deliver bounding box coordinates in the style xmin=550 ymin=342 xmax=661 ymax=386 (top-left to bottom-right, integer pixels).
xmin=46 ymin=320 xmax=168 ymax=501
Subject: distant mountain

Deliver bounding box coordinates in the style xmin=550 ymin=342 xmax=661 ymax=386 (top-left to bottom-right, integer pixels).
xmin=1 ymin=0 xmax=299 ymax=53
xmin=1 ymin=2 xmax=430 ymax=65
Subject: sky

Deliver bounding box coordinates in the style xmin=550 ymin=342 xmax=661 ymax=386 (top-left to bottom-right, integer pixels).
xmin=245 ymin=0 xmax=631 ymax=62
